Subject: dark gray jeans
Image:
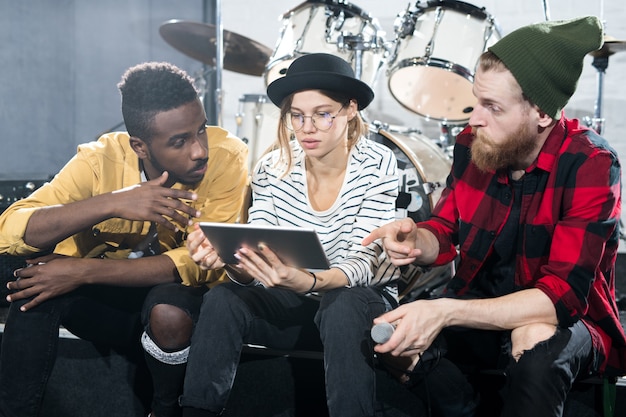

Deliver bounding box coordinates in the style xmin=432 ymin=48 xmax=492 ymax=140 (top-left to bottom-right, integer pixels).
xmin=406 ymin=320 xmax=595 ymax=417
xmin=0 ymin=285 xmax=150 ymax=417
xmin=179 ymin=283 xmax=389 ymax=417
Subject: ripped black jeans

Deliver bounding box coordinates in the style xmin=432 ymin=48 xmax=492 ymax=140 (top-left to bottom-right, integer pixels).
xmin=406 ymin=320 xmax=594 ymax=417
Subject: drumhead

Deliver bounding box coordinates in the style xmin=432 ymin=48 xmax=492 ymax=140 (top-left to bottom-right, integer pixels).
xmin=386 ymin=1 xmax=500 ymax=122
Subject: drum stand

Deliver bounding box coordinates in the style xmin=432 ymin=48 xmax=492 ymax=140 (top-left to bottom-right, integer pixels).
xmin=582 ymin=37 xmax=626 ymax=243
xmin=339 ymin=33 xmax=382 ymax=124
xmin=338 ymin=34 xmax=367 ymax=80
xmin=585 ymin=54 xmax=608 ymax=135
xmin=437 ymin=122 xmax=463 ymax=158
xmin=583 ymin=37 xmax=626 ymax=135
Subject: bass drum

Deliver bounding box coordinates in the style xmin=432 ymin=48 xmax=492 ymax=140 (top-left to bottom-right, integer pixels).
xmin=369 ymin=126 xmax=453 ymax=300
xmin=264 ymin=0 xmax=387 ymax=88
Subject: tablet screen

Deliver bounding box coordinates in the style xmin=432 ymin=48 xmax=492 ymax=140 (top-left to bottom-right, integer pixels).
xmin=198 ymin=222 xmax=330 ymax=270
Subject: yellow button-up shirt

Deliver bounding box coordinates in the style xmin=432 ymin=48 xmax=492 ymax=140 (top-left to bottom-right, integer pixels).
xmin=0 ymin=127 xmax=248 ymax=286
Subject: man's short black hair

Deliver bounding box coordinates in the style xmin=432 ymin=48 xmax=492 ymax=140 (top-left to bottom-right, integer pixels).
xmin=118 ymin=61 xmax=199 ymax=140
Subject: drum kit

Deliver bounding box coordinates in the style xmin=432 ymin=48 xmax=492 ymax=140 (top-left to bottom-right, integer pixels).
xmin=159 ymin=0 xmax=626 ymax=300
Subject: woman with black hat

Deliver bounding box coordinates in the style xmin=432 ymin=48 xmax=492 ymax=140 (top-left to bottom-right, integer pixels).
xmin=181 ymin=53 xmax=402 ymax=417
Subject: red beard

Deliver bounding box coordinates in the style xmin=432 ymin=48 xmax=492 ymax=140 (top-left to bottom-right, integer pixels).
xmin=471 ymin=123 xmax=537 ymax=172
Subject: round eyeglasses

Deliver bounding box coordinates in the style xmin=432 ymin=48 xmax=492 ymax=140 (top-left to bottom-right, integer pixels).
xmin=286 ymin=104 xmax=347 ymax=132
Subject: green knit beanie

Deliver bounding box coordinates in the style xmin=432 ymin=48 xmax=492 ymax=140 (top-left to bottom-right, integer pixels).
xmin=488 ymin=16 xmax=603 ymax=120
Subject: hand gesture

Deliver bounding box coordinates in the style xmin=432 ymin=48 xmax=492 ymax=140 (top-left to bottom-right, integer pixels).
xmin=113 ymin=171 xmax=200 ymax=231
xmin=362 ymin=218 xmax=424 ymax=266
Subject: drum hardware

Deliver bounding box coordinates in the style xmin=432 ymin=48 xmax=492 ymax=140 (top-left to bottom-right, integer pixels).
xmin=422 ymin=181 xmax=444 ymax=197
xmin=235 ymin=94 xmax=281 ymax=171
xmin=437 ymin=121 xmax=464 ymax=157
xmin=583 ymin=36 xmax=626 ymax=135
xmin=190 ymin=67 xmax=216 ymax=107
xmin=368 ymin=125 xmax=450 ymax=223
xmin=235 ymin=96 xmax=265 ymax=147
xmin=337 ymin=34 xmax=380 ymax=81
xmin=368 ymin=120 xmax=423 ymax=138
xmin=159 ymin=20 xmax=272 ymax=77
xmin=393 ymin=6 xmax=417 ymax=39
xmin=541 ymin=0 xmax=551 ymax=21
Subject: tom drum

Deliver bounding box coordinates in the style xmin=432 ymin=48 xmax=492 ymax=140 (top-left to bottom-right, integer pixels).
xmin=264 ymin=0 xmax=388 ymax=89
xmin=387 ymin=1 xmax=501 ymax=122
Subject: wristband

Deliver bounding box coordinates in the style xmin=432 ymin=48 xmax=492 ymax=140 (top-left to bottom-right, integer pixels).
xmin=306 ymin=271 xmax=317 ymax=294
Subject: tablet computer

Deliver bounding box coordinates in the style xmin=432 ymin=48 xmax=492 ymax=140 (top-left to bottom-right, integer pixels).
xmin=198 ymin=222 xmax=330 ymax=270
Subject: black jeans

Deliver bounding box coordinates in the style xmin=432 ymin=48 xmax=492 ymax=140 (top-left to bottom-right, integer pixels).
xmin=179 ymin=283 xmax=389 ymax=417
xmin=0 ymin=285 xmax=150 ymax=417
xmin=407 ymin=320 xmax=594 ymax=417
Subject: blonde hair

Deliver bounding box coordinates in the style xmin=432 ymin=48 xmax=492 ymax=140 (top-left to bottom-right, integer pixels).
xmin=265 ymin=90 xmax=367 ymax=176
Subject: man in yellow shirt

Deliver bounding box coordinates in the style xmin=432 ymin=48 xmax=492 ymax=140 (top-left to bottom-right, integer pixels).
xmin=0 ymin=62 xmax=248 ymax=417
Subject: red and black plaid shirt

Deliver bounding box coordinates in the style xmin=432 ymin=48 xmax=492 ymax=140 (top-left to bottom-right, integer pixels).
xmin=419 ymin=115 xmax=626 ymax=376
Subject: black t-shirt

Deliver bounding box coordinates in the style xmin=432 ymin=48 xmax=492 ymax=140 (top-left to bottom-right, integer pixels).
xmin=469 ymin=177 xmax=523 ymax=298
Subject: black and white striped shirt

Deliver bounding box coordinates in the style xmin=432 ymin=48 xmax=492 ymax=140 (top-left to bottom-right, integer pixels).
xmin=249 ymin=136 xmax=401 ymax=297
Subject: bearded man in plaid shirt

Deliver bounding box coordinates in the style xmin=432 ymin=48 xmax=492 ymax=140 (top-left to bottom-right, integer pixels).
xmin=365 ymin=16 xmax=626 ymax=417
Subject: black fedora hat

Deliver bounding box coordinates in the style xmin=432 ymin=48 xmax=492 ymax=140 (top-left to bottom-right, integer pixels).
xmin=266 ymin=53 xmax=375 ymax=110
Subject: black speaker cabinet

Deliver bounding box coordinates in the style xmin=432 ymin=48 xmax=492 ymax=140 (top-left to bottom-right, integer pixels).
xmin=0 ymin=179 xmax=48 ymax=212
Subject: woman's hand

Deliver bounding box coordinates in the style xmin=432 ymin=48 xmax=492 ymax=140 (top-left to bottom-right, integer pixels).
xmin=234 ymin=243 xmax=316 ymax=293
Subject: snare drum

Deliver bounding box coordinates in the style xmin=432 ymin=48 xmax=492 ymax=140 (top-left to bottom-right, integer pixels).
xmin=264 ymin=0 xmax=387 ymax=88
xmin=387 ymin=1 xmax=501 ymax=122
xmin=369 ymin=126 xmax=453 ymax=299
xmin=235 ymin=94 xmax=281 ymax=171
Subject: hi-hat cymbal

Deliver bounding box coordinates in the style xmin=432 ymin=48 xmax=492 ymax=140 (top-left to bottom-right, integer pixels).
xmin=590 ymin=35 xmax=626 ymax=58
xmin=159 ymin=20 xmax=272 ymax=76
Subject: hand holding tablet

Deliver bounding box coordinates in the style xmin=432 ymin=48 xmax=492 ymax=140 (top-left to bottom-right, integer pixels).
xmin=198 ymin=222 xmax=330 ymax=270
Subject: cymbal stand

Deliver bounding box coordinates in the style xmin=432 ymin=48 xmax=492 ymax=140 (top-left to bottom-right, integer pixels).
xmin=586 ymin=44 xmax=626 ymax=242
xmin=192 ymin=67 xmax=216 ymax=101
xmin=541 ymin=0 xmax=551 ymax=21
xmin=202 ymin=0 xmax=223 ymax=126
xmin=588 ymin=54 xmax=608 ymax=135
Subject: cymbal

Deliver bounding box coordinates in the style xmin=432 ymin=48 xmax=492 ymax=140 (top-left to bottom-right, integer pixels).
xmin=159 ymin=20 xmax=272 ymax=76
xmin=590 ymin=35 xmax=626 ymax=58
